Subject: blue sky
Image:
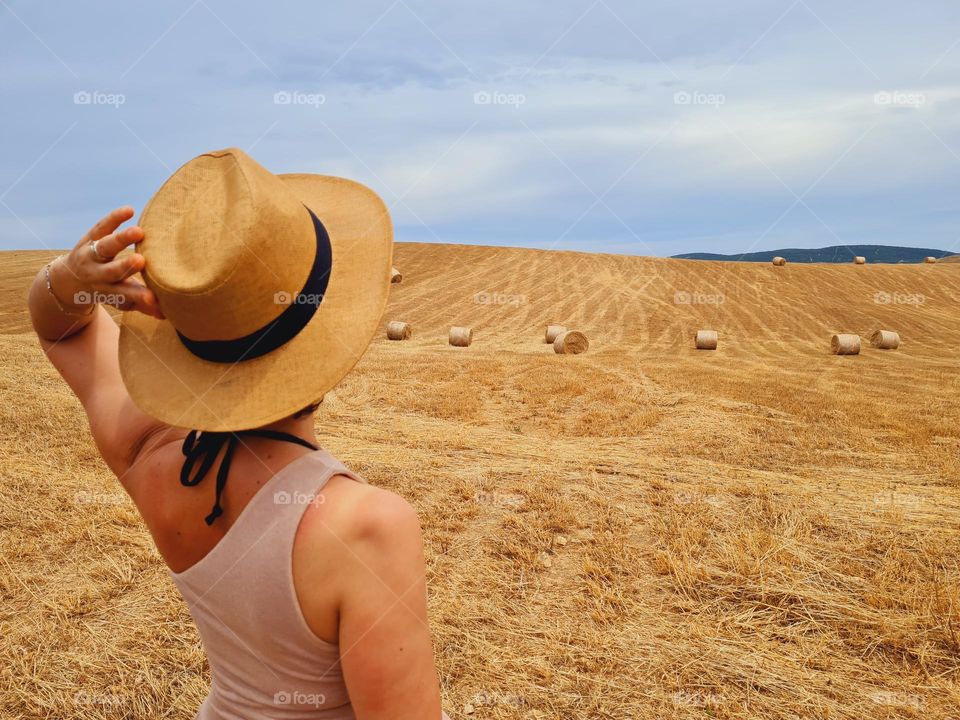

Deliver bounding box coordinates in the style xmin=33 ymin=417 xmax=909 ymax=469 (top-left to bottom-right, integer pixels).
xmin=1 ymin=0 xmax=958 ymax=256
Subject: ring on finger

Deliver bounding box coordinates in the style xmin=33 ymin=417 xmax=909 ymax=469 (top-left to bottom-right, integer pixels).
xmin=88 ymin=239 xmax=109 ymax=262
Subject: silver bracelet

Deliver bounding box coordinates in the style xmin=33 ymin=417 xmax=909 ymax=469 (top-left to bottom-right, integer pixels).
xmin=44 ymin=256 xmax=96 ymax=317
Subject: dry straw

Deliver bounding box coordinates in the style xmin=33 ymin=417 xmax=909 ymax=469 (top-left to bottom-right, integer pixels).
xmin=925 ymin=256 xmax=937 ymax=264
xmin=391 ymin=267 xmax=402 ymax=284
xmin=772 ymin=256 xmax=786 ymax=266
xmin=831 ymin=333 xmax=861 ymax=355
xmin=545 ymin=325 xmax=566 ymax=343
xmin=695 ymin=330 xmax=718 ymax=350
xmin=870 ymin=330 xmax=900 ymax=349
xmin=553 ymin=330 xmax=588 ymax=355
xmin=4 ymin=252 xmax=960 ymax=719
xmin=449 ymin=326 xmax=473 ymax=347
xmin=853 ymin=256 xmax=866 ymax=265
xmin=386 ymin=321 xmax=411 ymax=340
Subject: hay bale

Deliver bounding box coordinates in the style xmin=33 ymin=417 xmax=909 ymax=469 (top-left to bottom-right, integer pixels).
xmin=695 ymin=330 xmax=718 ymax=350
xmin=853 ymin=256 xmax=866 ymax=264
xmin=386 ymin=321 xmax=411 ymax=340
xmin=545 ymin=324 xmax=567 ymax=344
xmin=772 ymin=256 xmax=786 ymax=266
xmin=870 ymin=330 xmax=900 ymax=349
xmin=925 ymin=256 xmax=937 ymax=264
xmin=831 ymin=333 xmax=861 ymax=355
xmin=390 ymin=267 xmax=402 ymax=284
xmin=449 ymin=326 xmax=473 ymax=347
xmin=553 ymin=330 xmax=588 ymax=355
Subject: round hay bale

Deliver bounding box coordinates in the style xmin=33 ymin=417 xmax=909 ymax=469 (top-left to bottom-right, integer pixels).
xmin=449 ymin=326 xmax=473 ymax=347
xmin=386 ymin=321 xmax=411 ymax=341
xmin=545 ymin=324 xmax=567 ymax=344
xmin=870 ymin=329 xmax=900 ymax=349
xmin=695 ymin=330 xmax=718 ymax=350
xmin=831 ymin=333 xmax=861 ymax=355
xmin=390 ymin=267 xmax=402 ymax=284
xmin=853 ymin=256 xmax=866 ymax=264
xmin=772 ymin=256 xmax=786 ymax=266
xmin=925 ymin=256 xmax=937 ymax=264
xmin=553 ymin=330 xmax=588 ymax=355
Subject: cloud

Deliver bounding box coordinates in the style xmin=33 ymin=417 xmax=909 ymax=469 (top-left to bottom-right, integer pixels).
xmin=1 ymin=0 xmax=959 ymax=256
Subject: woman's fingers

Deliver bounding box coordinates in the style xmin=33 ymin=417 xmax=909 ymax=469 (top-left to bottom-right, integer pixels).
xmin=68 ymin=206 xmax=164 ymax=319
xmin=98 ymin=279 xmax=164 ymax=319
xmin=94 ymin=224 xmax=144 ymax=260
xmin=80 ymin=206 xmax=135 ymax=245
xmin=94 ymin=253 xmax=145 ymax=283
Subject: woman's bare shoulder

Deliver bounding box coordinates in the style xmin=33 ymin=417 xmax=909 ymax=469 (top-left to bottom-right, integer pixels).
xmin=292 ymin=474 xmax=426 ymax=642
xmin=299 ymin=474 xmax=422 ymax=552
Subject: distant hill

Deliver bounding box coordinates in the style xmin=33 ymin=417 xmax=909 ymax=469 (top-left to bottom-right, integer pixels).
xmin=672 ymin=245 xmax=957 ymax=264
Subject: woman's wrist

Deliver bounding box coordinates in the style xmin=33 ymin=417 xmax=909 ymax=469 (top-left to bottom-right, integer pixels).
xmin=47 ymin=255 xmax=97 ymax=315
xmin=30 ymin=255 xmax=98 ymax=342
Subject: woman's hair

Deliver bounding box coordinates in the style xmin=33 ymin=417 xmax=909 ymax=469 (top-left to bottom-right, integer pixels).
xmin=292 ymin=397 xmax=324 ymax=419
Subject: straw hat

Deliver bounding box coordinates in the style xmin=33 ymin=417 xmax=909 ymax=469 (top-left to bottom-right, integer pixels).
xmin=118 ymin=148 xmax=392 ymax=431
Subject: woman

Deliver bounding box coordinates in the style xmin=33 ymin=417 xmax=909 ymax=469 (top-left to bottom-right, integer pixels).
xmin=28 ymin=148 xmax=448 ymax=719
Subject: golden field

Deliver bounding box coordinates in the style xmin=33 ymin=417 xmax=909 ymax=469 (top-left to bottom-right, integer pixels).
xmin=1 ymin=245 xmax=959 ymax=719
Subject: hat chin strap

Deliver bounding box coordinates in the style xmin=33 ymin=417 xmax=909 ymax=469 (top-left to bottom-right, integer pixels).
xmin=175 ymin=206 xmax=332 ymax=364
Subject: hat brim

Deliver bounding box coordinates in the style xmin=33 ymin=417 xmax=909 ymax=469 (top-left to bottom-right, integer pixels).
xmin=119 ymin=174 xmax=393 ymax=431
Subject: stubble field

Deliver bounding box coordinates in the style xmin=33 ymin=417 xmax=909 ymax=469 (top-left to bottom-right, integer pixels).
xmin=1 ymin=244 xmax=959 ymax=719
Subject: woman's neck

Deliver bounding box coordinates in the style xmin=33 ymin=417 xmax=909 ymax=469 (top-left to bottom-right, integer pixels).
xmin=257 ymin=412 xmax=318 ymax=446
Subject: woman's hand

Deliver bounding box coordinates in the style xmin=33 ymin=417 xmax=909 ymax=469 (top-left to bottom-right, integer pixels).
xmin=50 ymin=206 xmax=164 ymax=318
xmin=28 ymin=205 xmax=172 ymax=478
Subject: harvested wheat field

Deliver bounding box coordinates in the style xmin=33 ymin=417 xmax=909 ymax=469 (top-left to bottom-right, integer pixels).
xmin=2 ymin=244 xmax=960 ymax=719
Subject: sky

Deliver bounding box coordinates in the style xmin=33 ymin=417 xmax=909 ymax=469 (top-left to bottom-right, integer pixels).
xmin=1 ymin=0 xmax=959 ymax=256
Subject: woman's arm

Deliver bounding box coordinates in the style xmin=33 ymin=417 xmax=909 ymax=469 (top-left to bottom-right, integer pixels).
xmin=296 ymin=482 xmax=445 ymax=719
xmin=28 ymin=206 xmax=171 ymax=479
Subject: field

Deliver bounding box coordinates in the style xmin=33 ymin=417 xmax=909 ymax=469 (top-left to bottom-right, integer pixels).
xmin=1 ymin=245 xmax=959 ymax=719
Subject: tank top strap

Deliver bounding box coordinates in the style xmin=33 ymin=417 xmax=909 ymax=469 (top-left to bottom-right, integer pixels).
xmin=227 ymin=448 xmax=364 ymax=529
xmin=171 ymin=448 xmax=365 ymax=586
xmin=258 ymin=449 xmax=367 ymax=519
xmin=193 ymin=450 xmax=367 ymax=643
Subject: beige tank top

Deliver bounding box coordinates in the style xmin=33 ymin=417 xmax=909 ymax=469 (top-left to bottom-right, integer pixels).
xmin=170 ymin=449 xmax=448 ymax=719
